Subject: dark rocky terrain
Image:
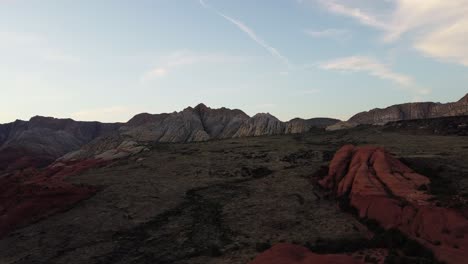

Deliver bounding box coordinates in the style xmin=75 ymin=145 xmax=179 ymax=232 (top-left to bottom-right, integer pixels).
xmin=1 ymin=120 xmax=467 ymax=264
xmin=1 ymin=97 xmax=468 ymax=264
xmin=383 ymin=115 xmax=468 ymax=136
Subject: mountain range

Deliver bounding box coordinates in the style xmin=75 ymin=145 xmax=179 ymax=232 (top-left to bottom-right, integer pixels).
xmin=0 ymin=104 xmax=339 ymax=172
xmin=0 ymin=93 xmax=467 ymax=172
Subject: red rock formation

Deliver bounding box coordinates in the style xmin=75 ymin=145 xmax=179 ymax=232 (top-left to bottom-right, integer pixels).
xmin=249 ymin=244 xmax=365 ymax=264
xmin=320 ymin=145 xmax=468 ymax=264
xmin=0 ymin=159 xmax=107 ymax=238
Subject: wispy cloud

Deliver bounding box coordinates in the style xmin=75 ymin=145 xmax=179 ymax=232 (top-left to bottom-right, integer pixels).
xmin=415 ymin=20 xmax=468 ymax=66
xmin=304 ymin=28 xmax=350 ymax=39
xmin=317 ymin=0 xmax=389 ymax=30
xmin=320 ymin=56 xmax=429 ymax=95
xmin=142 ymin=50 xmax=247 ymax=82
xmin=317 ymin=0 xmax=468 ymax=67
xmin=199 ymin=0 xmax=291 ymax=67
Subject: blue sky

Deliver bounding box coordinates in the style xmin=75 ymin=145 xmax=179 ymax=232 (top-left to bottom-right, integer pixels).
xmin=1 ymin=0 xmax=467 ymax=123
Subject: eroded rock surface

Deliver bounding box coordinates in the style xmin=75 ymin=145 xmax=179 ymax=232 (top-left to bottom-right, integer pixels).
xmin=319 ymin=145 xmax=468 ymax=264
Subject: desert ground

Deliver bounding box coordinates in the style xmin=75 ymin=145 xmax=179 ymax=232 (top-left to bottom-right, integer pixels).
xmin=1 ymin=126 xmax=467 ymax=264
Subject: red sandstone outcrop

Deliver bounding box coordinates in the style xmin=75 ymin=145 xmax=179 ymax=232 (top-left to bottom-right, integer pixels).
xmin=319 ymin=145 xmax=468 ymax=264
xmin=0 ymin=159 xmax=107 ymax=238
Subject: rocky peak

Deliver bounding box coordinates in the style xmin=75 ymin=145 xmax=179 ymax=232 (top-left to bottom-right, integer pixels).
xmin=194 ymin=103 xmax=209 ymax=112
xmin=27 ymin=116 xmax=76 ymax=130
xmin=252 ymin=113 xmax=279 ymax=121
xmin=127 ymin=113 xmax=167 ymax=127
xmin=459 ymin=93 xmax=468 ymax=103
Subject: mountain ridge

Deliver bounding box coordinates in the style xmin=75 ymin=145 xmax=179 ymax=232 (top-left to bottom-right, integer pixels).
xmin=2 ymin=94 xmax=467 ymax=170
xmin=0 ymin=105 xmax=340 ymax=171
xmin=348 ymin=93 xmax=468 ymax=125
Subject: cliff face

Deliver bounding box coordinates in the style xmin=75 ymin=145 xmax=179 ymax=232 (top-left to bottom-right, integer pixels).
xmin=348 ymin=93 xmax=468 ymax=125
xmin=234 ymin=113 xmax=286 ymax=137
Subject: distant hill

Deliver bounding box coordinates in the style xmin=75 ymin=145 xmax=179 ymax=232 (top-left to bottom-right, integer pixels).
xmin=0 ymin=117 xmax=121 ymax=171
xmin=348 ymin=93 xmax=468 ymax=125
xmin=0 ymin=105 xmax=339 ymax=171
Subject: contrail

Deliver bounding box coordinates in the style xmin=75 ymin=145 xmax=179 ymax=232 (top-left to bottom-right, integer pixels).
xmin=199 ymin=0 xmax=291 ymax=68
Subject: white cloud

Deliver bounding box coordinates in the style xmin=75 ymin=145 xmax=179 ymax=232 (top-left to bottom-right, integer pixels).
xmin=320 ymin=56 xmax=429 ymax=94
xmin=320 ymin=56 xmax=412 ymax=86
xmin=317 ymin=0 xmax=468 ymax=67
xmin=199 ymin=0 xmax=291 ymax=67
xmin=413 ymin=16 xmax=468 ymax=66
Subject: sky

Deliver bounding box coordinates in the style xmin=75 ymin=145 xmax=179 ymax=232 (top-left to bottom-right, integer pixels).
xmin=1 ymin=0 xmax=467 ymax=123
